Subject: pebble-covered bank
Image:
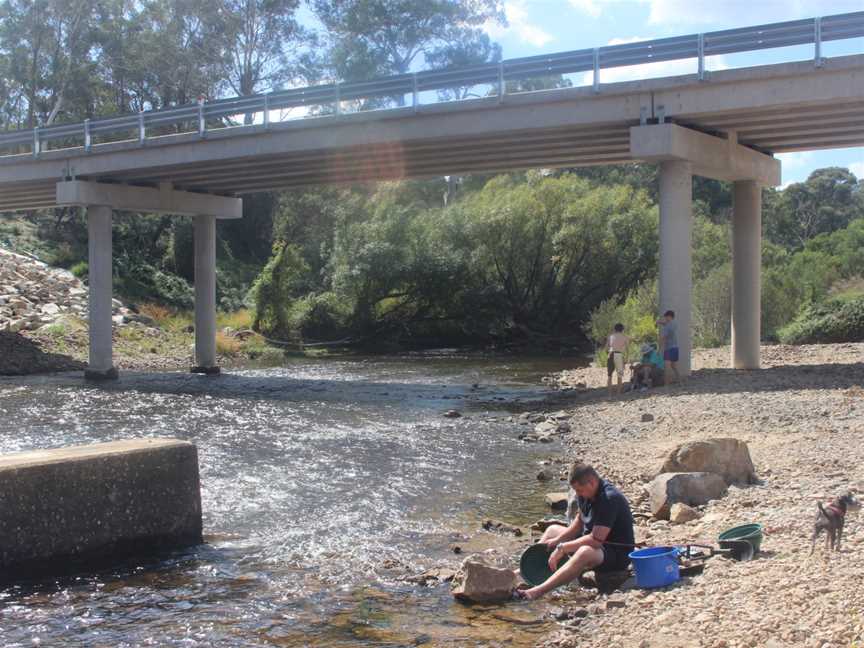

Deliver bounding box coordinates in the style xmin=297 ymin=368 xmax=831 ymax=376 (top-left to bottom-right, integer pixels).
xmin=529 ymin=343 xmax=864 ymax=648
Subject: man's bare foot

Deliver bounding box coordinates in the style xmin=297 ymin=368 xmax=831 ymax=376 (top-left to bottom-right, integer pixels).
xmin=513 ymin=587 xmax=543 ymax=600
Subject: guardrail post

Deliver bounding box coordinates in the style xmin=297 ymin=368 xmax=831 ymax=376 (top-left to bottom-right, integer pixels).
xmin=138 ymin=110 xmax=145 ymax=146
xmin=814 ymin=17 xmax=823 ymax=68
xmin=593 ymin=48 xmax=600 ymax=93
xmin=32 ymin=127 xmax=40 ymax=158
xmin=263 ymin=93 xmax=270 ymax=129
xmin=84 ymin=119 xmax=92 ymax=152
xmin=198 ymin=98 xmax=206 ymax=137
xmin=334 ymin=83 xmax=341 ymax=115
xmin=498 ymin=62 xmax=505 ymax=103
xmin=412 ymin=73 xmax=419 ymax=111
xmin=697 ymin=34 xmax=706 ymax=80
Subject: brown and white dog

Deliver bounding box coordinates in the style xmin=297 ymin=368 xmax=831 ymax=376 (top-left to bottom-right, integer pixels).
xmin=810 ymin=491 xmax=861 ymax=555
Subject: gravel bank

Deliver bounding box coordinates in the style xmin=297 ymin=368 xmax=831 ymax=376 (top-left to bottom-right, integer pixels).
xmin=530 ymin=343 xmax=864 ymax=648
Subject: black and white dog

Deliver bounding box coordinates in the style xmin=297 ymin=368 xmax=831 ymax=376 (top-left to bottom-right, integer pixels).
xmin=810 ymin=491 xmax=861 ymax=555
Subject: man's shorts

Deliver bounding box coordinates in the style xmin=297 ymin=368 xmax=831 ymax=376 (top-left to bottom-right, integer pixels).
xmin=597 ymin=545 xmax=631 ymax=573
xmin=664 ymin=347 xmax=679 ymax=362
xmin=606 ymin=352 xmax=624 ymax=377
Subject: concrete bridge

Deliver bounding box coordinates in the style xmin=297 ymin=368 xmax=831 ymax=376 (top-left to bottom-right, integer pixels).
xmin=0 ymin=12 xmax=862 ymax=378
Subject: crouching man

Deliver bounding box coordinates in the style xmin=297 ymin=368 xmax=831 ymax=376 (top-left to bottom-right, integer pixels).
xmin=517 ymin=462 xmax=635 ymax=600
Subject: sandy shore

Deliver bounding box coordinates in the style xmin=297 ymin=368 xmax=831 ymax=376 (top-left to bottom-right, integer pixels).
xmin=526 ymin=343 xmax=864 ymax=648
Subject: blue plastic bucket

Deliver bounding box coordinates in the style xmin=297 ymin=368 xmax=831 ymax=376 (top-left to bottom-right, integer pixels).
xmin=628 ymin=546 xmax=680 ymax=588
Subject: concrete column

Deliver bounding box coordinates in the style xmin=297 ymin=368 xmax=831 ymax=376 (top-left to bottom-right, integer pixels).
xmin=85 ymin=205 xmax=118 ymax=380
xmin=731 ymin=180 xmax=762 ymax=369
xmin=658 ymin=160 xmax=693 ymax=376
xmin=192 ymin=214 xmax=219 ymax=374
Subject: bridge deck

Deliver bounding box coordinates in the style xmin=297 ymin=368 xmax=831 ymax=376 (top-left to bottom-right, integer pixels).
xmin=0 ymin=55 xmax=862 ymax=211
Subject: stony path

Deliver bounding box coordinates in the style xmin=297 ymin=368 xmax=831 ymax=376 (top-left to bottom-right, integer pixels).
xmin=531 ymin=344 xmax=864 ymax=648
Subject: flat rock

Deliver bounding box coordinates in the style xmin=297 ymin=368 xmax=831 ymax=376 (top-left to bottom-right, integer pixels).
xmin=451 ymin=558 xmax=518 ymax=603
xmin=669 ymin=502 xmax=702 ymax=524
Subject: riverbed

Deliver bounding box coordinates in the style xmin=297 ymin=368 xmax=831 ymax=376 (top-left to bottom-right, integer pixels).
xmin=0 ymin=353 xmax=580 ymax=647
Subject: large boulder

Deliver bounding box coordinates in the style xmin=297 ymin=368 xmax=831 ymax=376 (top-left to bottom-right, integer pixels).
xmin=660 ymin=438 xmax=757 ymax=485
xmin=648 ymin=472 xmax=728 ymax=520
xmin=451 ymin=558 xmax=519 ymax=603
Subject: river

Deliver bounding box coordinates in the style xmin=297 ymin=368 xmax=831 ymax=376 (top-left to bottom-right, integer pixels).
xmin=0 ymin=352 xmax=581 ymax=647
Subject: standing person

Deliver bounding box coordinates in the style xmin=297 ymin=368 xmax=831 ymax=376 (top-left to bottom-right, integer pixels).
xmin=606 ymin=323 xmax=629 ymax=397
xmin=657 ymin=310 xmax=680 ymax=385
xmin=514 ymin=463 xmax=635 ymax=600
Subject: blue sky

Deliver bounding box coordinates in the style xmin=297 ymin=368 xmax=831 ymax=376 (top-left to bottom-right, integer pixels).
xmin=480 ymin=0 xmax=864 ymax=185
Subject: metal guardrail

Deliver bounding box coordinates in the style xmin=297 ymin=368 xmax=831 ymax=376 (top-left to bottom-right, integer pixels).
xmin=1 ymin=11 xmax=862 ymax=158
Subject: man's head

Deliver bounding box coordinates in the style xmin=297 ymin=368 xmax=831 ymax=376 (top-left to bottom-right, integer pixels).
xmin=664 ymin=310 xmax=675 ymax=320
xmin=613 ymin=323 xmax=624 ymax=333
xmin=568 ymin=462 xmax=601 ymax=499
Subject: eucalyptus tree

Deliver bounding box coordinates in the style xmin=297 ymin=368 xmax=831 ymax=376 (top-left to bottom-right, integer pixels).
xmin=207 ymin=0 xmax=315 ymax=126
xmin=312 ymin=0 xmax=505 ymax=107
xmin=0 ymin=0 xmax=98 ymax=127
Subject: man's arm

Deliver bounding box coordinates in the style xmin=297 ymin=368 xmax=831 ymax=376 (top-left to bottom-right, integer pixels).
xmin=556 ymin=525 xmax=611 ymax=554
xmin=549 ymin=526 xmax=612 ymax=570
xmin=544 ymin=515 xmax=583 ymax=549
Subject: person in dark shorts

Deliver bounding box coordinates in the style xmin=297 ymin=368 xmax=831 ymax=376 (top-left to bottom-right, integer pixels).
xmin=656 ymin=310 xmax=680 ymax=385
xmin=515 ymin=463 xmax=635 ymax=600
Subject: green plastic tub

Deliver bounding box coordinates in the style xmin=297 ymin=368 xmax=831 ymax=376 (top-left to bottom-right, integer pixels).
xmin=519 ymin=543 xmax=571 ymax=586
xmin=718 ymin=523 xmax=763 ymax=554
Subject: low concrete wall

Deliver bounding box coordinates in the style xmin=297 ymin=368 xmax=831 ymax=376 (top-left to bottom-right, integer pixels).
xmin=0 ymin=438 xmax=202 ymax=580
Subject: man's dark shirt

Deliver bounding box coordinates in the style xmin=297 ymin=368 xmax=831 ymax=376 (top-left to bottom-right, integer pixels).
xmin=569 ymin=479 xmax=635 ymax=552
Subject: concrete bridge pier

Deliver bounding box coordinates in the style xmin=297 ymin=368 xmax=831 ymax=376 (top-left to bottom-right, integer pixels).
xmin=658 ymin=160 xmax=694 ymax=375
xmin=631 ymin=124 xmax=781 ymax=374
xmin=191 ymin=215 xmax=219 ymax=374
xmin=56 ymin=180 xmax=243 ymax=379
xmin=731 ymin=180 xmax=762 ymax=369
xmin=85 ymin=205 xmax=118 ymax=380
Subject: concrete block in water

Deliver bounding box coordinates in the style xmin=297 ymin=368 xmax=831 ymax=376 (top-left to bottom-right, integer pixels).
xmin=0 ymin=438 xmax=202 ymax=580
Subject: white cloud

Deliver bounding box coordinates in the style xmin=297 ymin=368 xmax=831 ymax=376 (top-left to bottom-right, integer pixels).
xmin=486 ymin=0 xmax=555 ymax=48
xmin=566 ymin=0 xmax=864 ymax=27
xmin=849 ymin=161 xmax=864 ymax=180
xmin=568 ymin=0 xmax=602 ymax=17
xmin=644 ymin=0 xmax=864 ymax=26
xmin=776 ymin=151 xmax=814 ymax=171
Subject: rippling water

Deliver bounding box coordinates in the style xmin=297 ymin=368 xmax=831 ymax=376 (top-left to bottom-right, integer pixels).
xmin=0 ymin=353 xmax=579 ymax=647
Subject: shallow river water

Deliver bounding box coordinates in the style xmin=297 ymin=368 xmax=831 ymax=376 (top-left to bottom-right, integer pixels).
xmin=0 ymin=353 xmax=579 ymax=647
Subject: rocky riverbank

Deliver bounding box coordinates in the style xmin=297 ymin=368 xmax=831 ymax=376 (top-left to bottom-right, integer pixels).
xmin=0 ymin=246 xmax=278 ymax=374
xmin=515 ymin=343 xmax=864 ymax=648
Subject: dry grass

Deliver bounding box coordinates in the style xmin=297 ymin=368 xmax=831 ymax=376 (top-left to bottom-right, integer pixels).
xmin=138 ymin=303 xmax=174 ymax=322
xmin=215 ymin=331 xmax=242 ymax=355
xmin=217 ymin=309 xmax=253 ymax=331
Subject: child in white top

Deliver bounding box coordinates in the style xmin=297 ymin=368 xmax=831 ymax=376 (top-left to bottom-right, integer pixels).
xmin=606 ymin=323 xmax=630 ymax=396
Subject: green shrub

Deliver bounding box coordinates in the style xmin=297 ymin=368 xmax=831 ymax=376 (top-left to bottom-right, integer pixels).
xmin=286 ymin=292 xmax=353 ymax=341
xmin=778 ymin=296 xmax=864 ymax=344
xmin=250 ymin=243 xmax=310 ymax=335
xmin=693 ymin=263 xmax=731 ymax=348
xmin=151 ymin=270 xmax=194 ymax=308
xmin=70 ymin=261 xmax=88 ymax=279
xmin=586 ymin=281 xmax=658 ymax=366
